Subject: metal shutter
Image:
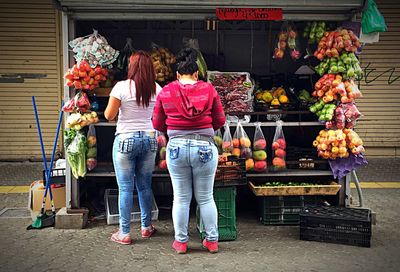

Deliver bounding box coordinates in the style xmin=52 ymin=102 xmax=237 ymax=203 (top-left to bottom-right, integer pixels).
xmin=358 ymin=0 xmax=400 ymax=157
xmin=0 ymin=0 xmax=62 ymax=161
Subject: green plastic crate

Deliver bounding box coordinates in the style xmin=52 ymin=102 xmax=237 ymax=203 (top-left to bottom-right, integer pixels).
xmin=197 ymin=186 xmax=237 ymax=241
xmin=259 ymin=195 xmax=325 ymax=225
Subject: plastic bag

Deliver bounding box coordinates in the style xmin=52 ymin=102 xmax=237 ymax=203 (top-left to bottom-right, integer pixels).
xmin=69 ymin=29 xmax=119 ymax=68
xmin=66 ymin=130 xmax=87 ymax=179
xmin=362 ymin=0 xmax=387 ymax=34
xmin=156 ymin=131 xmax=167 ymax=170
xmin=222 ymin=122 xmax=233 ymax=153
xmin=117 ymin=37 xmax=135 ymax=72
xmin=272 ymin=120 xmax=286 ymax=170
xmin=183 ymin=37 xmax=208 ymax=80
xmin=234 ymin=121 xmax=252 ymax=160
xmin=63 ymin=90 xmax=91 ymax=113
xmin=273 ymin=22 xmax=288 ymax=60
xmin=334 ymin=105 xmax=345 ymax=129
xmin=252 ymin=122 xmax=267 ymax=172
xmin=86 ymin=125 xmax=97 ymax=171
xmin=287 ymin=22 xmax=301 ymax=60
xmin=343 ymin=103 xmax=362 ymax=129
xmin=214 ymin=128 xmax=223 ymax=154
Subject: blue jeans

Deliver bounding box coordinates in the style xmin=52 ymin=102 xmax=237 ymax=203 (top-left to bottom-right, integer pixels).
xmin=112 ymin=131 xmax=157 ymax=235
xmin=166 ymin=138 xmax=219 ymax=243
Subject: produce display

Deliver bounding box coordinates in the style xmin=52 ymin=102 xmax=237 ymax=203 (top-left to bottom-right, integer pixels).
xmin=64 ymin=60 xmax=109 ymax=91
xmin=314 ymin=52 xmax=363 ymax=79
xmin=65 ymin=130 xmax=87 ymax=179
xmin=313 ymin=29 xmax=361 ymax=60
xmin=69 ymin=30 xmax=119 ymax=68
xmin=303 ymin=22 xmax=327 ymax=44
xmin=255 ymin=87 xmax=289 ymax=108
xmin=208 ymin=71 xmax=253 ymax=113
xmin=232 ymin=122 xmax=252 ymax=161
xmin=309 ymin=101 xmax=336 ymax=122
xmin=150 ymin=45 xmax=176 ymax=83
xmin=273 ymin=22 xmax=301 ymax=60
xmin=313 ymin=129 xmax=365 ymax=160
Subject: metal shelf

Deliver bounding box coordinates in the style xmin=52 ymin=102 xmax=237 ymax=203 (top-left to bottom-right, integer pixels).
xmin=247 ymin=169 xmax=333 ymax=177
xmin=241 ymin=122 xmax=322 ymax=127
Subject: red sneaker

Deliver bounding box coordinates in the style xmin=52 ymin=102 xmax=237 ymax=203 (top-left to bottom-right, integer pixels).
xmin=202 ymin=239 xmax=218 ymax=253
xmin=110 ymin=231 xmax=132 ymax=245
xmin=141 ymin=225 xmax=156 ymax=239
xmin=172 ymin=240 xmax=188 ymax=254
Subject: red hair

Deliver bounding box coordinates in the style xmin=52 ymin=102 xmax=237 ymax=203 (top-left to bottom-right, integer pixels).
xmin=127 ymin=51 xmax=156 ymax=108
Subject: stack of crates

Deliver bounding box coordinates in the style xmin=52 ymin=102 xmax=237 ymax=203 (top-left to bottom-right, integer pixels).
xmin=197 ymin=186 xmax=237 ymax=241
xmin=300 ymin=205 xmax=372 ymax=247
xmin=259 ymin=195 xmax=325 ymax=225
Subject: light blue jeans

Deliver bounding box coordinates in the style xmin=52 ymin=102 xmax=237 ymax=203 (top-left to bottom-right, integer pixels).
xmin=166 ymin=138 xmax=219 ymax=243
xmin=112 ymin=131 xmax=157 ymax=235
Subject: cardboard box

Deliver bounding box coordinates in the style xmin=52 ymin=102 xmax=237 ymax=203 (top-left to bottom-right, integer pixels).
xmin=28 ymin=180 xmax=66 ymax=212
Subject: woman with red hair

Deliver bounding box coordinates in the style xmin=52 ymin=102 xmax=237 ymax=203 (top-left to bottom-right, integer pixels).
xmin=105 ymin=51 xmax=161 ymax=245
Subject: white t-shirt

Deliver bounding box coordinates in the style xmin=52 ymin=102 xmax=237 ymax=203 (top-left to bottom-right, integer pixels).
xmin=110 ymin=79 xmax=162 ymax=135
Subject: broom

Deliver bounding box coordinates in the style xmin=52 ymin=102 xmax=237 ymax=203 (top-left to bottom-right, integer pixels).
xmin=27 ymin=97 xmax=64 ymax=230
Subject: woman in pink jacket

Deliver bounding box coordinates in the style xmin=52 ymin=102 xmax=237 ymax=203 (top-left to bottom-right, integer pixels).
xmin=152 ymin=48 xmax=226 ymax=254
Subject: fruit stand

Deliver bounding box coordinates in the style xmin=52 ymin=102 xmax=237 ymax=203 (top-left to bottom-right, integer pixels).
xmin=58 ymin=2 xmax=368 ymax=232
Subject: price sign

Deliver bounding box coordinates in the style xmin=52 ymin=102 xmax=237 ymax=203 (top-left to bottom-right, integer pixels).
xmin=216 ymin=8 xmax=283 ymax=21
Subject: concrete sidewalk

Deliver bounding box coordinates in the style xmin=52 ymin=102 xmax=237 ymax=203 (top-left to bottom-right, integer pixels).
xmin=0 ymin=189 xmax=399 ymax=272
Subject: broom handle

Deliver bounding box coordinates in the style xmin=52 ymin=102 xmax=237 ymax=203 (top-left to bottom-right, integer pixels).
xmin=32 ymin=97 xmax=63 ymax=214
xmin=45 ymin=102 xmax=64 ymax=214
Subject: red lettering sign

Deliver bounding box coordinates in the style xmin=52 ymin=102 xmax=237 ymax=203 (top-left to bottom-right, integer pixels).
xmin=216 ymin=8 xmax=283 ymax=21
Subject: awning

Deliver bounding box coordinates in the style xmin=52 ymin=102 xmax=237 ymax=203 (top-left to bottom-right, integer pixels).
xmin=54 ymin=0 xmax=365 ymax=21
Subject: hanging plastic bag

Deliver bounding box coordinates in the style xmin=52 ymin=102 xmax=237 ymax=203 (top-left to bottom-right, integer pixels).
xmin=362 ymin=0 xmax=387 ymax=34
xmin=343 ymin=103 xmax=362 ymax=129
xmin=214 ymin=128 xmax=223 ymax=154
xmin=86 ymin=125 xmax=97 ymax=171
xmin=232 ymin=122 xmax=241 ymax=157
xmin=252 ymin=122 xmax=267 ymax=172
xmin=272 ymin=120 xmax=286 ymax=170
xmin=156 ymin=131 xmax=168 ymax=170
xmin=287 ymin=22 xmax=301 ymax=60
xmin=235 ymin=121 xmax=252 ymax=160
xmin=222 ymin=122 xmax=233 ymax=154
xmin=273 ymin=22 xmax=288 ymax=60
xmin=183 ymin=37 xmax=208 ymax=80
xmin=117 ymin=37 xmax=135 ymax=72
xmin=66 ymin=130 xmax=87 ymax=179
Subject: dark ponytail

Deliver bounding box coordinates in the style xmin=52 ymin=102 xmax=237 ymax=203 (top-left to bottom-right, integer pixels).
xmin=176 ymin=48 xmax=198 ymax=75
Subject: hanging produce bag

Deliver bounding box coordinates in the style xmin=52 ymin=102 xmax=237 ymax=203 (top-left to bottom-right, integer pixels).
xmin=150 ymin=43 xmax=176 ymax=83
xmin=222 ymin=122 xmax=233 ymax=154
xmin=116 ymin=37 xmax=135 ymax=73
xmin=362 ymin=0 xmax=387 ymax=34
xmin=214 ymin=128 xmax=223 ymax=155
xmin=273 ymin=22 xmax=288 ymax=60
xmin=86 ymin=125 xmax=97 ymax=171
xmin=156 ymin=131 xmax=167 ymax=170
xmin=69 ymin=29 xmax=119 ymax=68
xmin=64 ymin=60 xmax=109 ymax=91
xmin=183 ymin=37 xmax=208 ymax=80
xmin=65 ymin=130 xmax=87 ymax=179
xmin=287 ymin=22 xmax=301 ymax=60
xmin=233 ymin=121 xmax=251 ymax=160
xmin=63 ymin=90 xmax=91 ymax=113
xmin=252 ymin=122 xmax=267 ymax=172
xmin=272 ymin=120 xmax=286 ymax=170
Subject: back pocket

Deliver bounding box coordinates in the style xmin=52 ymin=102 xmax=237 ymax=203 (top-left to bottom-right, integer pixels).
xmin=168 ymin=146 xmax=179 ymax=160
xmin=198 ymin=146 xmax=213 ymax=163
xmin=118 ymin=138 xmax=135 ymax=153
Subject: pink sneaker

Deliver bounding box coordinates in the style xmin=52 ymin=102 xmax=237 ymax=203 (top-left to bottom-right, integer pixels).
xmin=141 ymin=225 xmax=157 ymax=238
xmin=110 ymin=231 xmax=132 ymax=245
xmin=172 ymin=240 xmax=188 ymax=254
xmin=202 ymin=239 xmax=218 ymax=253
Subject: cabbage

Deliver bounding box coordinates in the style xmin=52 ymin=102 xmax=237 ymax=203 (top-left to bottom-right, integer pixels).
xmin=66 ymin=130 xmax=87 ymax=179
